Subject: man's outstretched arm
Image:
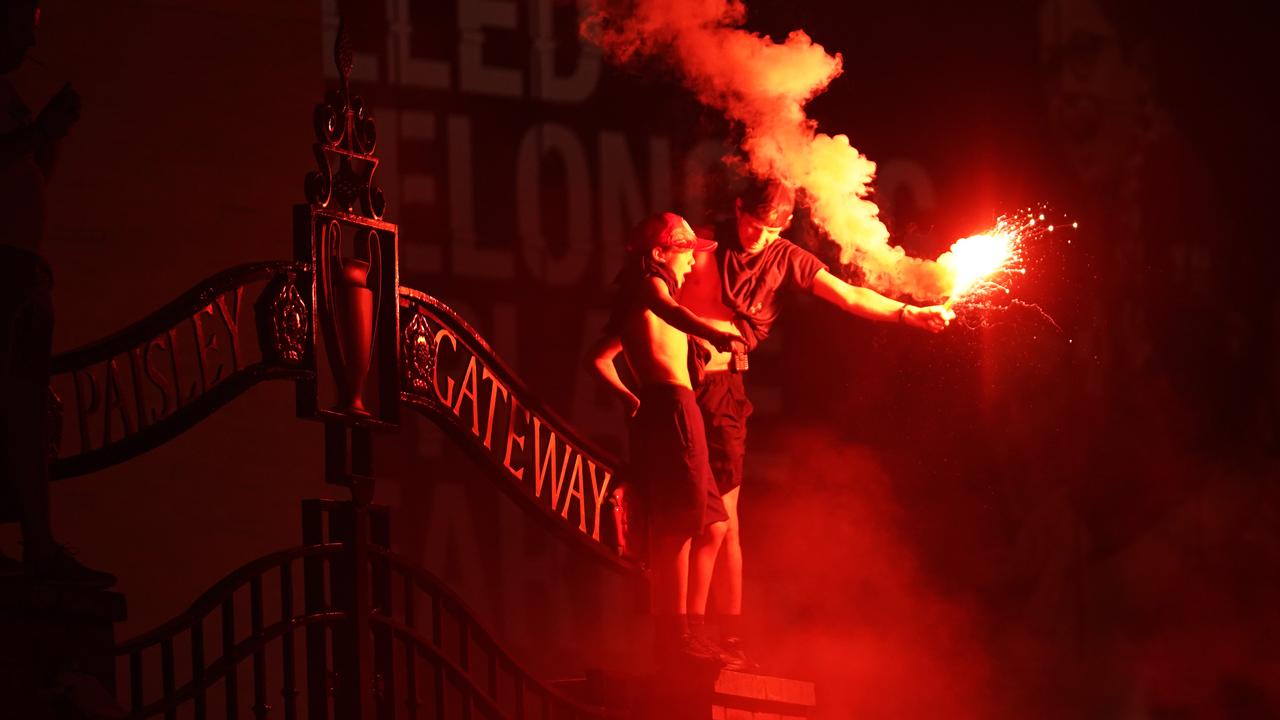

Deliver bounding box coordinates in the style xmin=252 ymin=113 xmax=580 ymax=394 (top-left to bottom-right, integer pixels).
xmin=810 ymin=269 xmax=953 ymax=333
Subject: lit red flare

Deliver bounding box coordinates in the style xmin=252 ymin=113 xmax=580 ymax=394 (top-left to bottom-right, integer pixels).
xmin=942 ymin=231 xmax=1015 ymax=308
xmin=936 ymin=210 xmax=1074 ymax=311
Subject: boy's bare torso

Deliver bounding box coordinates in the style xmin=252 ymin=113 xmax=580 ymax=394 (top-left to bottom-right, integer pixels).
xmin=619 ymin=301 xmax=694 ymax=389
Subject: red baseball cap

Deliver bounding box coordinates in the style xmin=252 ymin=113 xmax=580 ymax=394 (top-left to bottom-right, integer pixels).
xmin=628 ymin=212 xmax=717 ymax=253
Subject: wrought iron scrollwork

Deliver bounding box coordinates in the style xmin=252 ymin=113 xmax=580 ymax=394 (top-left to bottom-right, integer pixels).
xmin=305 ymin=19 xmax=386 ymax=219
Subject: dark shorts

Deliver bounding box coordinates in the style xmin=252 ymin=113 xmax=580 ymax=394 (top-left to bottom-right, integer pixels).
xmin=628 ymin=384 xmax=727 ymax=537
xmin=694 ymin=371 xmax=753 ymax=494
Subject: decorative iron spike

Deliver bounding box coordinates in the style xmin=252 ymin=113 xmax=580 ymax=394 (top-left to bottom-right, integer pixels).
xmin=306 ymin=16 xmax=386 ymax=218
xmin=335 ymin=18 xmax=354 ymax=86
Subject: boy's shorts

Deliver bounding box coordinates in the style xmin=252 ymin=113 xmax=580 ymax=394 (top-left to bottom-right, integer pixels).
xmin=694 ymin=371 xmax=753 ymax=494
xmin=628 ymin=383 xmax=727 ymax=537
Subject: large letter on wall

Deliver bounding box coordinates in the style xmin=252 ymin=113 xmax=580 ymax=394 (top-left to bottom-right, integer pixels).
xmin=449 ymin=115 xmax=516 ymax=278
xmin=530 ymin=0 xmax=600 ymax=103
xmin=459 ymin=0 xmax=522 ymax=97
xmin=516 ymin=124 xmax=592 ymax=287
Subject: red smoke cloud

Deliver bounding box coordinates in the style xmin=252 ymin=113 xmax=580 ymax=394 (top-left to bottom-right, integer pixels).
xmin=582 ymin=0 xmax=951 ymax=298
xmin=743 ymin=428 xmax=994 ymax=718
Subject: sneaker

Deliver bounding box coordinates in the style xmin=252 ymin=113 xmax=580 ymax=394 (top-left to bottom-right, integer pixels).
xmin=26 ymin=545 xmax=116 ymax=589
xmin=720 ymin=637 xmax=760 ymax=672
xmin=660 ymin=631 xmax=726 ymax=668
xmin=689 ymin=616 xmax=750 ymax=671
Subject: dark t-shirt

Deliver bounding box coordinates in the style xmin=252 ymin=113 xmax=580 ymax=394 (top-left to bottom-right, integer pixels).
xmin=714 ymin=221 xmax=827 ymax=350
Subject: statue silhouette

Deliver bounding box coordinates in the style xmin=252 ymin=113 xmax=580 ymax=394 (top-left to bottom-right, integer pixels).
xmin=0 ymin=0 xmax=113 ymax=589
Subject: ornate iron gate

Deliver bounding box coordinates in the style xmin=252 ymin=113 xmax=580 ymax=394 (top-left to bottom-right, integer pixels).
xmin=39 ymin=20 xmax=638 ymax=720
xmin=115 ymin=499 xmax=625 ymax=719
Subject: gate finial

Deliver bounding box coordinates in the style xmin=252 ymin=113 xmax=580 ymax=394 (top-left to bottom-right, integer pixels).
xmin=335 ymin=18 xmax=355 ymax=102
xmin=305 ymin=17 xmax=385 ymax=220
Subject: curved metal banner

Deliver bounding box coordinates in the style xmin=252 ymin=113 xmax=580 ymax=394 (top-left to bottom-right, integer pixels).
xmin=49 ymin=261 xmax=314 ymax=479
xmin=399 ymin=288 xmax=633 ymax=566
xmin=44 ymin=264 xmax=634 ymax=564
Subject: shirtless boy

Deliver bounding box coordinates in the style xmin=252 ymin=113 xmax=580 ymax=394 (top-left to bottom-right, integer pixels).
xmin=587 ymin=212 xmax=745 ymax=665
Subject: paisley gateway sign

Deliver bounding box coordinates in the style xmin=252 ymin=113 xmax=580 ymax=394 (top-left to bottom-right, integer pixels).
xmin=47 ymin=265 xmax=624 ymax=557
xmin=49 ymin=264 xmax=310 ymax=478
xmin=62 ymin=288 xmax=242 ymax=450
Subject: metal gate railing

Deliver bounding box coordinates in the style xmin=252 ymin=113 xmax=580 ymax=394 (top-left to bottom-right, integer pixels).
xmin=116 ymin=498 xmax=624 ymax=720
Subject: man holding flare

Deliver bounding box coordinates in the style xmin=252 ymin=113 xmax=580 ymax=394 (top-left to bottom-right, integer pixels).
xmin=679 ymin=176 xmax=954 ymax=668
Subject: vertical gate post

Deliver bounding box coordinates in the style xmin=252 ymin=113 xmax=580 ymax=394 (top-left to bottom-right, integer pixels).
xmin=324 ymin=425 xmax=377 ymax=720
xmin=296 ymin=18 xmax=403 ymax=718
xmin=302 ymin=500 xmax=329 ymax=720
xmin=370 ymin=505 xmax=394 ymax=720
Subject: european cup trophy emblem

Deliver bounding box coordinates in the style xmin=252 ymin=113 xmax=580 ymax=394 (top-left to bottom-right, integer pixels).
xmin=319 ymin=220 xmax=382 ymax=416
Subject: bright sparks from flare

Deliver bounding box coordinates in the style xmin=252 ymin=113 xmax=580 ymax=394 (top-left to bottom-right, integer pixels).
xmin=944 ymin=232 xmax=1015 ymax=309
xmin=935 ymin=210 xmax=1072 ymax=312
